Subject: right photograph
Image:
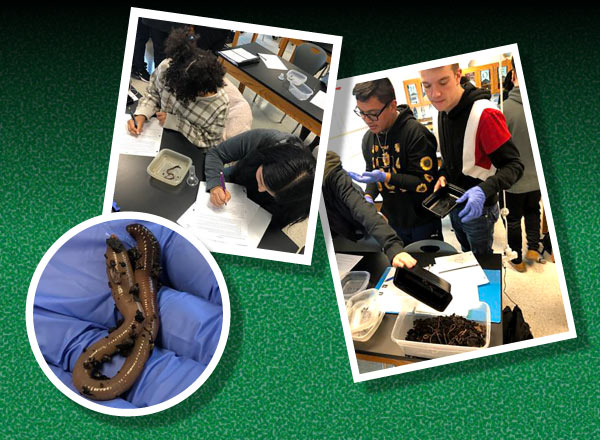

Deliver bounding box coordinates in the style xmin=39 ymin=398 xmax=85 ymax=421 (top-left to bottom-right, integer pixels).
xmin=321 ymin=44 xmax=576 ymax=381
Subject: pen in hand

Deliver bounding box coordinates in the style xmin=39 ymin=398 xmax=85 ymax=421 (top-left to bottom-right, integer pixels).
xmin=129 ymin=111 xmax=139 ymax=134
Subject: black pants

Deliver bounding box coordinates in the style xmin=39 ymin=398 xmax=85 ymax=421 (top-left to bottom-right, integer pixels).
xmin=132 ymin=18 xmax=169 ymax=73
xmin=505 ymin=190 xmax=541 ymax=259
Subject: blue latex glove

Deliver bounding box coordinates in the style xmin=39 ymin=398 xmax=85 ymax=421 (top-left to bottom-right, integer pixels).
xmin=347 ymin=170 xmax=387 ymax=184
xmin=456 ymin=186 xmax=486 ymax=223
xmin=364 ymin=194 xmax=375 ymax=204
xmin=33 ymin=220 xmax=223 ymax=409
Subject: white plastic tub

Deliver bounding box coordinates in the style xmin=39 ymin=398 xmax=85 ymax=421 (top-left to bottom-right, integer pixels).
xmin=288 ymin=81 xmax=313 ymax=101
xmin=341 ymin=271 xmax=370 ymax=300
xmin=147 ymin=149 xmax=192 ymax=186
xmin=346 ymin=289 xmax=384 ymax=342
xmin=390 ymin=301 xmax=491 ymax=359
xmin=286 ymin=69 xmax=308 ymax=86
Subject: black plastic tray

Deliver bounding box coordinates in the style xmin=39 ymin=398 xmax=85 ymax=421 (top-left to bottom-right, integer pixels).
xmin=422 ymin=183 xmax=465 ymax=218
xmin=393 ymin=265 xmax=453 ymax=312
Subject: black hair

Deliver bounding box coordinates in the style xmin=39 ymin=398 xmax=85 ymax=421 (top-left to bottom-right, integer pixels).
xmin=233 ymin=138 xmax=316 ymax=226
xmin=352 ymin=78 xmax=396 ymax=103
xmin=163 ymin=27 xmax=226 ymax=105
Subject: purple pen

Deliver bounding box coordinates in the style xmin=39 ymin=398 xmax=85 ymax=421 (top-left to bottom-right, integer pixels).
xmin=219 ymin=171 xmax=226 ymax=191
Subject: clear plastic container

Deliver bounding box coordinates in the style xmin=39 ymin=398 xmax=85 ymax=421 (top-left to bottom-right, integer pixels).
xmin=341 ymin=271 xmax=370 ymax=300
xmin=346 ymin=289 xmax=384 ymax=342
xmin=147 ymin=149 xmax=192 ymax=186
xmin=288 ymin=82 xmax=313 ymax=101
xmin=390 ymin=301 xmax=491 ymax=359
xmin=286 ymin=69 xmax=308 ymax=86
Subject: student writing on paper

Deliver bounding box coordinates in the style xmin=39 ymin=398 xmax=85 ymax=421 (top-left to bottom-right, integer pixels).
xmin=205 ymin=129 xmax=316 ymax=227
xmin=323 ymin=151 xmax=416 ymax=269
xmin=128 ymin=28 xmax=229 ymax=148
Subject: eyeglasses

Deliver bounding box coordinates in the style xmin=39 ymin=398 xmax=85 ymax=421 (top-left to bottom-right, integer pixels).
xmin=354 ymin=101 xmax=392 ymax=121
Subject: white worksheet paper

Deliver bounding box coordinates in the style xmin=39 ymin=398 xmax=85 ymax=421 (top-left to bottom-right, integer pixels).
xmin=177 ymin=182 xmax=271 ymax=248
xmin=258 ymin=53 xmax=288 ymax=70
xmin=222 ymin=48 xmax=258 ymax=64
xmin=335 ymin=253 xmax=364 ymax=278
xmin=430 ymin=252 xmax=489 ymax=286
xmin=310 ymin=90 xmax=327 ymax=110
xmin=376 ymin=266 xmax=480 ymax=317
xmin=113 ymin=113 xmax=162 ymax=157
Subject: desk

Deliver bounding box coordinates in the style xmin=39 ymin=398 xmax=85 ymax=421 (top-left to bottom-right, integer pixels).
xmin=219 ymin=42 xmax=325 ymax=135
xmin=345 ymin=249 xmax=503 ymax=365
xmin=111 ymin=129 xmax=299 ymax=253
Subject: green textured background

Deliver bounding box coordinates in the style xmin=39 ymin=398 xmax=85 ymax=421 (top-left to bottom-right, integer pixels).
xmin=1 ymin=7 xmax=598 ymax=438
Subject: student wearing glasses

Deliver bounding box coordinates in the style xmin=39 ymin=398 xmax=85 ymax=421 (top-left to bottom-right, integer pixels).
xmin=349 ymin=78 xmax=442 ymax=245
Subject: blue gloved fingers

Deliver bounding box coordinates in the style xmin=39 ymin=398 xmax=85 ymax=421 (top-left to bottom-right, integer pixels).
xmin=33 ymin=307 xmax=111 ymax=372
xmin=346 ymin=171 xmax=364 ymax=182
xmin=34 ymin=219 xmax=175 ymax=324
xmin=35 ymin=234 xmax=113 ymax=324
xmin=160 ymin=232 xmax=222 ymax=305
xmin=48 ymin=364 xmax=138 ymax=409
xmin=364 ymin=194 xmax=374 ymax=204
xmin=352 ymin=170 xmax=387 ymax=183
xmin=34 ymin=307 xmax=209 ymax=409
xmin=457 ymin=186 xmax=486 ymax=223
xmin=157 ymin=286 xmax=223 ymax=364
xmin=125 ymin=346 xmax=208 ymax=408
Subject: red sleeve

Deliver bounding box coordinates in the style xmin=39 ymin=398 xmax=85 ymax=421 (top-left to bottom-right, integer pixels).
xmin=476 ymin=108 xmax=511 ymax=155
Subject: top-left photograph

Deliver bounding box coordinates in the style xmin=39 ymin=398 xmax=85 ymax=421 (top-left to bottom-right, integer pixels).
xmin=103 ymin=8 xmax=342 ymax=265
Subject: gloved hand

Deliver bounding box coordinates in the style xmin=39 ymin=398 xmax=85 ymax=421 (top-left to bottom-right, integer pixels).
xmin=347 ymin=170 xmax=387 ymax=184
xmin=364 ymin=194 xmax=375 ymax=204
xmin=456 ymin=186 xmax=486 ymax=223
xmin=32 ymin=219 xmax=224 ymax=409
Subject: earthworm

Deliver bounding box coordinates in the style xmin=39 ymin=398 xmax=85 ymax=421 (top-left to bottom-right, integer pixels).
xmin=72 ymin=224 xmax=161 ymax=401
xmin=164 ymin=165 xmax=181 ymax=180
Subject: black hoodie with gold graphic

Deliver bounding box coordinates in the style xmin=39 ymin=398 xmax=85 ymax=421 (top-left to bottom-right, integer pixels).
xmin=361 ymin=105 xmax=438 ymax=229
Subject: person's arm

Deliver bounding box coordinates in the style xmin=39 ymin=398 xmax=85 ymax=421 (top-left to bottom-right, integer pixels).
xmin=386 ymin=130 xmax=438 ymax=195
xmin=204 ymin=129 xmax=267 ymax=190
xmin=476 ymin=109 xmax=524 ymax=198
xmin=332 ymin=168 xmax=403 ymax=261
xmin=134 ymin=61 xmax=165 ymax=121
xmin=163 ymin=89 xmax=229 ymax=148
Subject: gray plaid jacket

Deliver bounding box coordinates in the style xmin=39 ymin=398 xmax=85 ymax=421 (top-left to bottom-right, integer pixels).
xmin=135 ymin=59 xmax=229 ymax=148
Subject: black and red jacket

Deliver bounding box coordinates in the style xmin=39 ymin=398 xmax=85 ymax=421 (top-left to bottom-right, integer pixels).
xmin=437 ymin=83 xmax=524 ymax=206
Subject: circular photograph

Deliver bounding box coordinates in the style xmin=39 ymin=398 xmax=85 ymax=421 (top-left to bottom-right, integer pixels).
xmin=26 ymin=213 xmax=230 ymax=416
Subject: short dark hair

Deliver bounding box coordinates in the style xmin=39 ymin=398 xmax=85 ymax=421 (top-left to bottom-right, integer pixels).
xmin=352 ymin=78 xmax=396 ymax=103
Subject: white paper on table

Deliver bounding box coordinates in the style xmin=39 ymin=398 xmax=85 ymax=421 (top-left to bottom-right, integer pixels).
xmin=414 ymin=274 xmax=479 ymax=317
xmin=375 ymin=266 xmax=479 ymax=317
xmin=221 ymin=48 xmax=259 ymax=64
xmin=335 ymin=253 xmax=364 ymax=278
xmin=375 ymin=267 xmax=410 ymax=313
xmin=310 ymin=90 xmax=327 ymax=110
xmin=431 ymin=251 xmax=489 ymax=286
xmin=257 ymin=53 xmax=288 ymax=70
xmin=113 ymin=113 xmax=162 ymax=157
xmin=177 ymin=182 xmax=271 ymax=248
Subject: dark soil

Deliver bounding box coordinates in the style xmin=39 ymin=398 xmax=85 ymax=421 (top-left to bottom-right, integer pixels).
xmin=406 ymin=314 xmax=486 ymax=347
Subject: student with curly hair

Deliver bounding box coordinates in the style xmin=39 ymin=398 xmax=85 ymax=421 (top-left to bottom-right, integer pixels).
xmin=128 ymin=27 xmax=229 ymax=148
xmin=205 ymin=129 xmax=316 ymax=228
